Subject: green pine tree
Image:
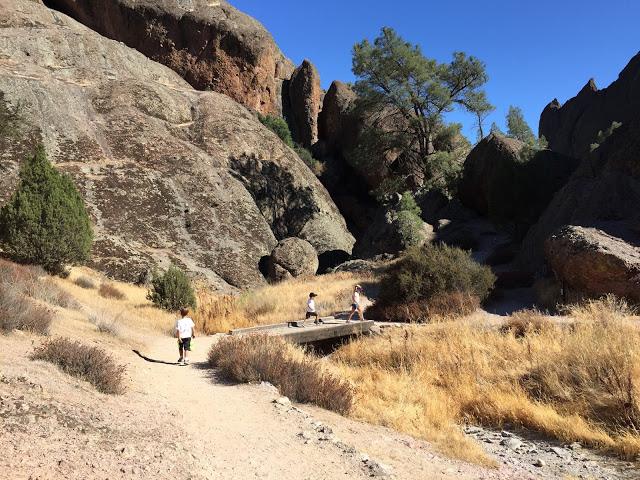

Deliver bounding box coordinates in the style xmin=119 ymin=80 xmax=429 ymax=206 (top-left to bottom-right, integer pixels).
xmin=0 ymin=145 xmax=93 ymax=274
xmin=147 ymin=265 xmax=197 ymax=311
xmin=506 ymin=105 xmax=535 ymax=144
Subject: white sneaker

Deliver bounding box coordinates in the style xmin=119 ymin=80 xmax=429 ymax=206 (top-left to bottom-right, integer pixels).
xmin=184 ymin=359 xmax=190 ymax=365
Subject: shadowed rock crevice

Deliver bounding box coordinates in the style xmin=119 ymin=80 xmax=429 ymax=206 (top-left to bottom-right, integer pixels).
xmin=229 ymin=153 xmax=319 ymax=240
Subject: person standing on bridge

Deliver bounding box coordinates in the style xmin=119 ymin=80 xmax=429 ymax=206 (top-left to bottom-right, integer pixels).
xmin=175 ymin=307 xmax=196 ymax=365
xmin=347 ymin=285 xmax=364 ymax=323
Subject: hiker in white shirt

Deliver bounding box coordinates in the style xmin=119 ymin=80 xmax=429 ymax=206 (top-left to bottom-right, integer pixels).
xmin=347 ymin=285 xmax=364 ymax=323
xmin=175 ymin=307 xmax=195 ymax=365
xmin=305 ymin=292 xmax=321 ymax=326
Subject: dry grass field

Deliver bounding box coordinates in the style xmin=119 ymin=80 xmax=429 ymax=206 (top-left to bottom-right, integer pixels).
xmin=330 ymin=297 xmax=640 ymax=464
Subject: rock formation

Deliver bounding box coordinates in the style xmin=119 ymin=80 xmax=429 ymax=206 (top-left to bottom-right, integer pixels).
xmin=318 ymin=81 xmax=359 ymax=156
xmin=267 ymin=237 xmax=319 ymax=282
xmin=287 ymin=60 xmax=322 ymax=148
xmin=458 ymin=133 xmax=524 ymax=216
xmin=545 ymin=226 xmax=640 ymax=302
xmin=539 ymin=52 xmax=640 ymax=159
xmin=458 ymin=133 xmax=579 ymax=238
xmin=41 ymin=0 xmax=295 ymax=116
xmin=519 ymin=118 xmax=640 ymax=271
xmin=0 ymin=0 xmax=354 ymax=290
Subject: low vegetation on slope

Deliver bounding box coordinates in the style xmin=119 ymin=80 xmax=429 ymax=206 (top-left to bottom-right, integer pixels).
xmin=31 ymin=337 xmax=126 ymax=394
xmin=331 ymin=297 xmax=640 ymax=464
xmin=0 ymin=259 xmax=79 ymax=335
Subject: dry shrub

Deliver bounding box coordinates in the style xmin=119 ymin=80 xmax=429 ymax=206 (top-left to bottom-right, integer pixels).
xmin=367 ymin=292 xmax=479 ymax=323
xmin=208 ymin=334 xmax=353 ymax=414
xmin=74 ymin=276 xmax=96 ymax=289
xmin=499 ymin=309 xmax=552 ymax=338
xmin=0 ymin=258 xmax=79 ymax=309
xmin=0 ymin=282 xmax=53 ymax=335
xmin=99 ymin=283 xmax=126 ymax=300
xmin=31 ymin=337 xmax=126 ymax=394
xmin=373 ymin=244 xmax=494 ymax=322
xmin=331 ymin=301 xmax=640 ymax=462
xmin=89 ymin=310 xmax=122 ymax=337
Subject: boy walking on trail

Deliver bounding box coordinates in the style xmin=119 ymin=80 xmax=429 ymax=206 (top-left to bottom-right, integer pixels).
xmin=175 ymin=308 xmax=195 ymax=365
xmin=306 ymin=292 xmax=321 ymax=326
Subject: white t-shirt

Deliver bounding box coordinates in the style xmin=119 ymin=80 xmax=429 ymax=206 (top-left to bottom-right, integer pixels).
xmin=306 ymin=298 xmax=316 ymax=313
xmin=175 ymin=317 xmax=195 ymax=339
xmin=352 ymin=291 xmax=360 ymax=305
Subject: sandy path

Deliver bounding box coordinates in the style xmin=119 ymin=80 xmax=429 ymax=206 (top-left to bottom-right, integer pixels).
xmin=132 ymin=335 xmax=534 ymax=480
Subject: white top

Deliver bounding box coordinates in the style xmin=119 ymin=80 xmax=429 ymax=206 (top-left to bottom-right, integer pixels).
xmin=175 ymin=317 xmax=195 ymax=339
xmin=352 ymin=291 xmax=360 ymax=304
xmin=306 ymin=298 xmax=316 ymax=313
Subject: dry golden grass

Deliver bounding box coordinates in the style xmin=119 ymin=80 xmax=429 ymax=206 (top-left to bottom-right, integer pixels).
xmin=209 ymin=334 xmax=353 ymax=414
xmin=330 ymin=297 xmax=640 ymax=465
xmin=193 ymin=272 xmax=368 ymax=334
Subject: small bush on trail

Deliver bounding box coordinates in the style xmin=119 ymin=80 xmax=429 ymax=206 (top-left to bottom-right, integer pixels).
xmin=0 ymin=282 xmax=52 ymax=335
xmin=372 ymin=243 xmax=495 ymax=321
xmin=147 ymin=265 xmax=196 ymax=311
xmin=31 ymin=337 xmax=126 ymax=394
xmin=0 ymin=145 xmax=93 ymax=275
xmin=208 ymin=334 xmax=353 ymax=414
xmin=499 ymin=309 xmax=552 ymax=338
xmin=98 ymin=283 xmax=125 ymax=300
xmin=74 ymin=276 xmax=96 ymax=289
xmin=89 ymin=310 xmax=122 ymax=337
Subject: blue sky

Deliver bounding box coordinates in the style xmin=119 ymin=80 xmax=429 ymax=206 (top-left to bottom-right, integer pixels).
xmin=233 ymin=0 xmax=640 ymax=141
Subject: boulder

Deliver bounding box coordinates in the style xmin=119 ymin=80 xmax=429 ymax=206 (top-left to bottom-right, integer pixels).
xmin=459 ymin=133 xmax=580 ymax=238
xmin=41 ymin=0 xmax=295 ymax=116
xmin=458 ymin=133 xmax=524 ymax=216
xmin=545 ymin=226 xmax=640 ymax=302
xmin=287 ymin=60 xmax=322 ymax=148
xmin=0 ymin=0 xmax=354 ymax=290
xmin=519 ymin=118 xmax=640 ymax=270
xmin=268 ymin=238 xmax=319 ymax=282
xmin=539 ymin=53 xmax=640 ymax=159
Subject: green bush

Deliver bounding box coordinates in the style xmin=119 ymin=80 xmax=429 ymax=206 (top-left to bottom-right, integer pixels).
xmin=377 ymin=243 xmax=495 ymax=307
xmin=0 ymin=145 xmax=93 ymax=275
xmin=394 ymin=192 xmax=424 ymax=249
xmin=147 ymin=265 xmax=196 ymax=311
xmin=258 ymin=114 xmax=294 ymax=148
xmin=258 ymin=114 xmax=324 ymax=175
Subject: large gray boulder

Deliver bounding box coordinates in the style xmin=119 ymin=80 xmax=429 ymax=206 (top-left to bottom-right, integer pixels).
xmin=0 ymin=0 xmax=354 ymax=290
xmin=545 ymin=226 xmax=640 ymax=302
xmin=539 ymin=52 xmax=640 ymax=159
xmin=41 ymin=0 xmax=295 ymax=116
xmin=268 ymin=238 xmax=319 ymax=282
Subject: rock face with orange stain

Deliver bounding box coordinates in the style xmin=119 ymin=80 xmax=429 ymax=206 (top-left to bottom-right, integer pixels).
xmin=42 ymin=0 xmax=295 ymax=116
xmin=0 ymin=0 xmax=354 ymax=290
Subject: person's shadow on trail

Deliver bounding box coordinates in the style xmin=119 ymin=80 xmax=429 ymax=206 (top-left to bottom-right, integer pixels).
xmin=132 ymin=349 xmax=180 ymax=366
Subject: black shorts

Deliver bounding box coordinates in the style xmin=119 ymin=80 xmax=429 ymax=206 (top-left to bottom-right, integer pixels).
xmin=178 ymin=337 xmax=191 ymax=351
xmin=305 ymin=311 xmax=318 ymax=319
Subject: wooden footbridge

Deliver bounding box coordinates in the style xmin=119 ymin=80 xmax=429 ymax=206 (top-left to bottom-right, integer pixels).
xmin=229 ymin=316 xmax=376 ymax=345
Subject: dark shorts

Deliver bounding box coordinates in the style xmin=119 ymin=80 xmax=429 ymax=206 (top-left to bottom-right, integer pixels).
xmin=178 ymin=337 xmax=191 ymax=351
xmin=306 ymin=311 xmax=318 ymax=319
xmin=351 ymin=303 xmax=360 ymax=310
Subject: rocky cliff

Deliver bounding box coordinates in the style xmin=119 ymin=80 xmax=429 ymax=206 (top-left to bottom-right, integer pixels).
xmin=0 ymin=0 xmax=354 ymax=290
xmin=539 ymin=52 xmax=640 ymax=159
xmin=42 ymin=0 xmax=295 ymax=116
